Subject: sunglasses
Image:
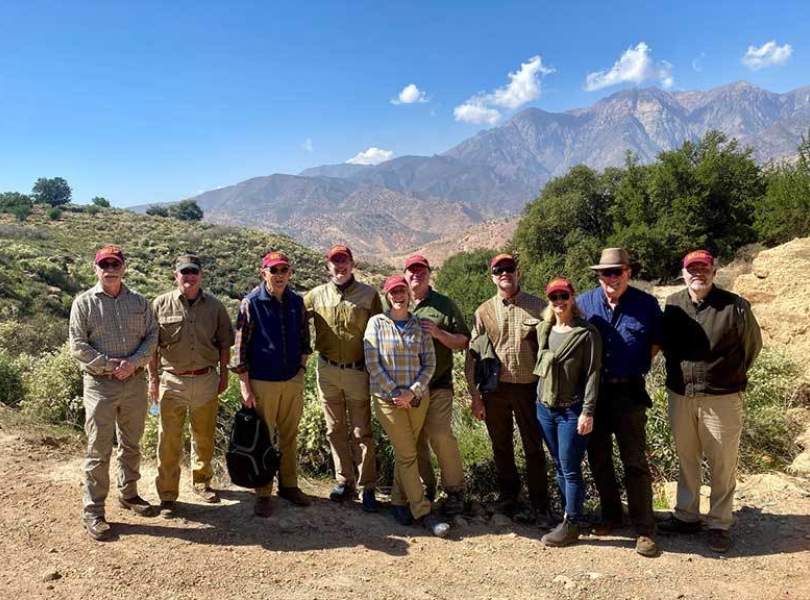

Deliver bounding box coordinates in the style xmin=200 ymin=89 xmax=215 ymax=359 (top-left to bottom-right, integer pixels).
xmin=598 ymin=268 xmax=625 ymax=278
xmin=179 ymin=267 xmax=200 ymax=275
xmin=97 ymin=260 xmax=122 ymax=270
xmin=491 ymin=265 xmax=516 ymax=276
xmin=548 ymin=292 xmax=570 ymax=302
xmin=269 ymin=266 xmax=290 ymax=275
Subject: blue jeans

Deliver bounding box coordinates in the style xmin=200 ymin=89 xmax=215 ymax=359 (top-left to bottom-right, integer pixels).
xmin=536 ymin=401 xmax=589 ymax=523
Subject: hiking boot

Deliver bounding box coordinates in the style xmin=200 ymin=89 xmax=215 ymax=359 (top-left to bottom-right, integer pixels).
xmin=493 ymin=495 xmax=517 ymax=516
xmin=391 ymin=505 xmax=414 ymax=526
xmin=425 ymin=485 xmax=437 ymax=503
xmin=329 ymin=483 xmax=354 ymax=502
xmin=635 ymin=535 xmax=660 ymax=557
xmin=541 ymin=518 xmax=580 ymax=547
xmin=254 ymin=496 xmax=273 ymax=518
xmin=361 ymin=489 xmax=379 ymax=513
xmin=443 ymin=491 xmax=465 ymax=516
xmin=708 ymin=529 xmax=732 ymax=553
xmin=535 ymin=509 xmax=559 ymax=531
xmin=119 ymin=495 xmax=158 ymax=517
xmin=159 ymin=500 xmax=178 ymax=517
xmin=591 ymin=520 xmax=622 ymax=536
xmin=422 ymin=513 xmax=451 ymax=538
xmin=192 ymin=484 xmax=220 ymax=504
xmin=83 ymin=515 xmax=112 ymax=541
xmin=658 ymin=515 xmax=701 ymax=534
xmin=278 ymin=486 xmax=312 ymax=507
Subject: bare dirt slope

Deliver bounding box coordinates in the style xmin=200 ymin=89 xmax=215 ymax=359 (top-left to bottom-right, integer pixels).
xmin=2 ymin=421 xmax=809 ymax=600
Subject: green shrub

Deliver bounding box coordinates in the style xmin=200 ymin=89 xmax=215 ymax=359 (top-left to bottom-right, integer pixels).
xmin=21 ymin=342 xmax=84 ymax=428
xmin=0 ymin=318 xmax=68 ymax=355
xmin=0 ymin=349 xmax=25 ymax=406
xmin=47 ymin=207 xmax=63 ymax=221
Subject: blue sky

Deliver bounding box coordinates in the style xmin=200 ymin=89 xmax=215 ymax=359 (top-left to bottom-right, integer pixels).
xmin=1 ymin=0 xmax=808 ymax=206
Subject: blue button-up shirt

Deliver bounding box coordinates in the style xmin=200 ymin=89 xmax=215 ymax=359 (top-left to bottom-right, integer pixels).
xmin=577 ymin=286 xmax=662 ymax=378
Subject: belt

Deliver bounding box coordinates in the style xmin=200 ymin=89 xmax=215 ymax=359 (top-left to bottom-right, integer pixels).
xmin=173 ymin=367 xmax=214 ymax=377
xmin=94 ymin=367 xmax=144 ymax=380
xmin=321 ymin=356 xmax=365 ymax=370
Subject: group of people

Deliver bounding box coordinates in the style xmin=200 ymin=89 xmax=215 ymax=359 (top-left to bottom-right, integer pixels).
xmin=69 ymin=241 xmax=761 ymax=556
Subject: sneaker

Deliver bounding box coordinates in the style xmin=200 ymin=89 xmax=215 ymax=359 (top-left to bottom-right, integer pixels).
xmin=192 ymin=484 xmax=220 ymax=504
xmin=329 ymin=483 xmax=354 ymax=503
xmin=278 ymin=486 xmax=312 ymax=507
xmin=658 ymin=515 xmax=701 ymax=534
xmin=361 ymin=489 xmax=379 ymax=513
xmin=635 ymin=535 xmax=660 ymax=557
xmin=541 ymin=518 xmax=580 ymax=547
xmin=391 ymin=505 xmax=414 ymax=526
xmin=591 ymin=520 xmax=622 ymax=536
xmin=254 ymin=496 xmax=273 ymax=518
xmin=708 ymin=529 xmax=732 ymax=553
xmin=443 ymin=491 xmax=465 ymax=516
xmin=422 ymin=513 xmax=451 ymax=538
xmin=83 ymin=515 xmax=112 ymax=541
xmin=119 ymin=495 xmax=158 ymax=517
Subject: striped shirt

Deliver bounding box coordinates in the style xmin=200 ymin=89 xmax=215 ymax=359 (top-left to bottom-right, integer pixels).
xmin=69 ymin=283 xmax=158 ymax=375
xmin=363 ymin=311 xmax=435 ymax=402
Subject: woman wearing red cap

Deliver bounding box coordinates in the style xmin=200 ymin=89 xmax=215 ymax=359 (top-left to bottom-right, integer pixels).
xmin=363 ymin=275 xmax=450 ymax=537
xmin=533 ymin=278 xmax=602 ymax=547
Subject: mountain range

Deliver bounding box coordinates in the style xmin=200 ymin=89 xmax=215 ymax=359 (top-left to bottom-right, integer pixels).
xmin=147 ymin=81 xmax=810 ymax=263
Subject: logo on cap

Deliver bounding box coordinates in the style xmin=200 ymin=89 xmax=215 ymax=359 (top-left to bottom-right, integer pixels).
xmin=94 ymin=245 xmax=125 ymax=265
xmin=262 ymin=251 xmax=290 ymax=269
xmin=683 ymin=250 xmax=714 ymax=268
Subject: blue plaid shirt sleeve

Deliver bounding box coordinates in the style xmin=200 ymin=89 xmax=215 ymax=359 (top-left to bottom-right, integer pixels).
xmin=363 ymin=316 xmax=399 ymax=398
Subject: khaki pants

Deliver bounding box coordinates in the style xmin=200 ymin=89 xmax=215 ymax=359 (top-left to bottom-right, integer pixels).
xmin=667 ymin=390 xmax=744 ymax=530
xmin=155 ymin=369 xmax=219 ymax=501
xmin=316 ymin=357 xmax=377 ymax=490
xmin=375 ymin=392 xmax=432 ymax=520
xmin=82 ymin=372 xmax=148 ymax=518
xmin=252 ymin=373 xmax=305 ymax=496
xmin=416 ymin=387 xmax=465 ymax=494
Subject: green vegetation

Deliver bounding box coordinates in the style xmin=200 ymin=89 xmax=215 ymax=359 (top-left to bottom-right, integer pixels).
xmin=146 ymin=199 xmax=204 ymax=221
xmin=32 ymin=177 xmax=72 ymax=206
xmin=434 ymin=248 xmax=496 ymax=328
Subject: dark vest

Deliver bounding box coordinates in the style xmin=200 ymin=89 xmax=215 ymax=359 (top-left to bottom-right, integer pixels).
xmin=246 ymin=285 xmax=305 ymax=382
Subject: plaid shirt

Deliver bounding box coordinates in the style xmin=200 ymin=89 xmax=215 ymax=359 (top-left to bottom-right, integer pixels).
xmin=69 ymin=283 xmax=158 ymax=375
xmin=363 ymin=311 xmax=435 ymax=402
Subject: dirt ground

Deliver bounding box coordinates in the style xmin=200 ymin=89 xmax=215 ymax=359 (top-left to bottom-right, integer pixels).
xmin=1 ymin=419 xmax=809 ymax=600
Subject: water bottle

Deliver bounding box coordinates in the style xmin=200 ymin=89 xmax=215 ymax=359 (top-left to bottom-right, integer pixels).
xmin=149 ymin=401 xmax=160 ymax=417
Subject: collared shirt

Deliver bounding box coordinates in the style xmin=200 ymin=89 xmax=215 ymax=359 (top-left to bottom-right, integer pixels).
xmin=577 ymin=285 xmax=662 ymax=378
xmin=363 ymin=311 xmax=436 ymax=400
xmin=467 ymin=290 xmax=545 ymax=386
xmin=152 ymin=288 xmax=235 ymax=373
xmin=663 ymin=285 xmax=762 ymax=396
xmin=69 ymin=282 xmax=158 ymax=375
xmin=304 ymin=277 xmax=383 ymax=365
xmin=231 ymin=284 xmax=311 ymax=381
xmin=412 ymin=287 xmax=470 ymax=389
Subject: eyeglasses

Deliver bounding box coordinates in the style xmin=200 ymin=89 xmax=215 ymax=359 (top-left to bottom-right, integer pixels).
xmin=598 ymin=268 xmax=625 ymax=278
xmin=269 ymin=266 xmax=289 ymax=275
xmin=179 ymin=267 xmax=200 ymax=275
xmin=491 ymin=265 xmax=516 ymax=276
xmin=548 ymin=292 xmax=570 ymax=302
xmin=97 ymin=260 xmax=122 ymax=270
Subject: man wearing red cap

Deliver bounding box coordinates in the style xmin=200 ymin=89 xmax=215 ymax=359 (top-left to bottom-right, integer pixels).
xmin=304 ymin=245 xmax=382 ymax=511
xmin=401 ymin=254 xmax=470 ymax=515
xmin=465 ymin=254 xmax=553 ymax=526
xmin=661 ymin=250 xmax=762 ymax=552
xmin=69 ymin=245 xmax=159 ymax=540
xmin=231 ymin=251 xmax=312 ymax=517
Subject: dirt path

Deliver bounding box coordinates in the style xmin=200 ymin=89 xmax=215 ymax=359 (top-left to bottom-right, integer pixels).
xmin=1 ymin=421 xmax=809 ymax=600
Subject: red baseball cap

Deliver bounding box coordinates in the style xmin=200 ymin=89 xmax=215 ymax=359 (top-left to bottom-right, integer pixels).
xmin=682 ymin=250 xmax=714 ymax=268
xmin=490 ymin=253 xmax=516 ymax=268
xmin=94 ymin=245 xmax=125 ymax=265
xmin=326 ymin=244 xmax=353 ymax=261
xmin=262 ymin=251 xmax=290 ymax=269
xmin=545 ymin=277 xmax=575 ymax=297
xmin=382 ymin=274 xmax=408 ymax=293
xmin=404 ymin=254 xmax=430 ymax=271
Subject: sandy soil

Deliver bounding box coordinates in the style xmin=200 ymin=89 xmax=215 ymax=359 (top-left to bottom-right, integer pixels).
xmin=1 ymin=420 xmax=809 ymax=600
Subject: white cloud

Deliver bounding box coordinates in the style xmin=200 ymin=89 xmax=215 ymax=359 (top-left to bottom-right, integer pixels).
xmin=584 ymin=42 xmax=674 ymax=91
xmin=301 ymin=138 xmax=313 ymax=153
xmin=454 ymin=55 xmax=554 ymax=125
xmin=391 ymin=83 xmax=429 ymax=105
xmin=691 ymin=52 xmax=706 ymax=73
xmin=742 ymin=40 xmax=792 ymax=70
xmin=346 ymin=147 xmax=394 ymax=165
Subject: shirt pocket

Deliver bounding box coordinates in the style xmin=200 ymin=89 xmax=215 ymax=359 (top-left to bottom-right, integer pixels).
xmin=158 ymin=315 xmax=185 ymax=346
xmin=521 ymin=318 xmax=541 ymax=340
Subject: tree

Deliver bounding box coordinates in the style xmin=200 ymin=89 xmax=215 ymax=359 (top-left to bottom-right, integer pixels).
xmin=435 ymin=249 xmax=498 ymax=328
xmin=146 ymin=205 xmax=170 ymax=217
xmin=91 ymin=196 xmax=110 ymax=208
xmin=32 ymin=177 xmax=72 ymax=206
xmin=169 ymin=199 xmax=204 ymax=221
xmin=0 ymin=192 xmax=33 ymax=222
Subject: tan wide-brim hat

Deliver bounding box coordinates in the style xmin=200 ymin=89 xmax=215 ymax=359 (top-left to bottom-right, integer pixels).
xmin=589 ymin=247 xmax=632 ymax=271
